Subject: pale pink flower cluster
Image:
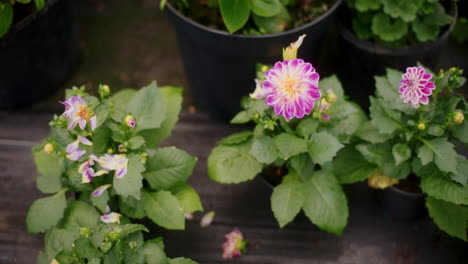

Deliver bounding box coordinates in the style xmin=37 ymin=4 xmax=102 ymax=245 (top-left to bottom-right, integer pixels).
xmin=222 ymin=228 xmax=247 ymax=259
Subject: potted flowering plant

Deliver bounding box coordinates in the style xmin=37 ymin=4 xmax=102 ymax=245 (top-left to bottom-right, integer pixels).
xmin=0 ymin=0 xmax=79 ymax=108
xmin=162 ymin=0 xmax=343 ymax=121
xmin=356 ymin=66 xmax=467 ymax=240
xmin=207 ymin=36 xmax=373 ymax=234
xmin=26 ymin=82 xmax=203 ymax=262
xmin=337 ymin=0 xmax=458 ymax=107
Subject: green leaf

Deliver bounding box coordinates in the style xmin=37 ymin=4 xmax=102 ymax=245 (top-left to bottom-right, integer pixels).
xmin=119 ymin=196 xmax=146 ymax=219
xmin=109 ymin=89 xmax=137 ymax=122
xmin=142 ymin=190 xmax=185 ymax=230
xmin=271 ymin=180 xmax=304 ymax=227
xmin=138 ymin=86 xmax=183 ymax=148
xmin=357 ymin=122 xmax=392 ymax=143
xmin=289 ymin=153 xmax=315 ymax=181
xmin=0 ymin=3 xmax=13 ymax=37
xmin=412 ymin=17 xmax=440 ymax=42
xmin=295 ymin=118 xmax=319 ymax=139
xmin=392 ymin=143 xmax=411 ymax=165
xmin=417 ymin=144 xmax=433 ymax=166
xmin=354 ymin=0 xmax=381 ymax=12
xmin=352 ymin=12 xmax=373 ymax=39
xmin=144 ymin=147 xmax=197 ymax=190
xmin=127 ymin=81 xmax=166 ymax=131
xmin=319 ymin=75 xmax=344 ymax=100
xmin=422 ymin=138 xmax=458 ymax=174
xmin=381 ymin=0 xmax=424 ymax=22
xmin=376 ymin=72 xmax=415 ymax=113
xmin=92 ymin=126 xmax=112 ymax=155
xmin=329 ymin=111 xmax=367 ymax=137
xmin=140 ymin=239 xmax=169 ymax=264
xmin=452 ymin=155 xmax=468 ymax=186
xmin=117 ymin=224 xmax=149 ymax=238
xmin=249 ymin=135 xmax=279 ymax=164
xmin=356 ymin=143 xmax=409 ymax=179
xmin=26 ymin=190 xmax=67 ymax=233
xmin=62 ymin=201 xmax=100 ymax=231
xmin=252 ymin=6 xmax=290 ymax=34
xmin=369 ymin=96 xmax=402 ymax=134
xmin=218 ymin=131 xmax=253 ymax=145
xmin=114 ymin=155 xmax=145 ymax=200
xmin=302 ymin=171 xmax=348 ymax=235
xmin=275 ymin=133 xmax=308 ymax=160
xmin=219 ymin=0 xmax=250 ymax=33
xmin=90 ymin=191 xmax=110 ymax=214
xmin=249 ymin=0 xmax=282 ymax=17
xmin=308 ymin=132 xmax=344 ymax=165
xmin=169 ymin=258 xmax=199 ymax=264
xmin=44 ymin=228 xmax=79 ymax=259
xmin=172 ymin=184 xmax=204 ymax=213
xmin=426 ymin=196 xmax=468 ymax=241
xmin=74 ymin=237 xmax=103 ymax=259
xmin=333 ymin=146 xmax=377 ymax=184
xmin=420 ymin=171 xmax=468 ymax=205
xmin=422 ymin=3 xmax=452 ymax=26
xmin=451 ymin=122 xmax=468 ymax=144
xmin=127 ymin=136 xmax=145 ymax=150
xmin=33 ymin=151 xmax=63 ymax=194
xmin=231 ymin=111 xmax=251 ymax=124
xmin=371 ymin=12 xmax=408 ymax=41
xmin=35 ymin=0 xmax=45 ymax=9
xmin=208 ymin=143 xmax=262 ymax=183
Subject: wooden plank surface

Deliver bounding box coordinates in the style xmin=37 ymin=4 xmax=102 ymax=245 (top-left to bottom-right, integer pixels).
xmin=0 ymin=111 xmax=466 ymax=264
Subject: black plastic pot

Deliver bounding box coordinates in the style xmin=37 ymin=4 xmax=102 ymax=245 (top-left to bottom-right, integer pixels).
xmin=336 ymin=1 xmax=458 ymax=108
xmin=0 ymin=0 xmax=79 ymax=108
xmin=377 ymin=185 xmax=426 ymax=220
xmin=166 ymin=1 xmax=343 ymax=122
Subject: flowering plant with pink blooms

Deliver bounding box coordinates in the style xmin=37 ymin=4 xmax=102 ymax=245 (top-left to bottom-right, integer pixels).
xmin=26 ymin=82 xmax=202 ymax=263
xmin=208 ymin=35 xmax=368 ymax=235
xmin=355 ymin=66 xmax=467 ymax=241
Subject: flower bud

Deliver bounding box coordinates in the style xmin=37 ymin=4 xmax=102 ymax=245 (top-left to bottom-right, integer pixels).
xmin=107 ymin=148 xmax=114 ymax=154
xmin=125 ymin=115 xmax=136 ymax=128
xmin=417 ymin=122 xmax=426 ymax=131
xmin=325 ymin=89 xmax=337 ymax=103
xmin=43 ymin=143 xmax=54 ymax=154
xmin=99 ymin=84 xmax=111 ymax=98
xmin=282 ymin=34 xmax=306 ymax=61
xmin=261 ymin=65 xmax=268 ymax=72
xmin=453 ymin=111 xmax=464 ymax=124
xmin=80 ymin=227 xmax=92 ymax=237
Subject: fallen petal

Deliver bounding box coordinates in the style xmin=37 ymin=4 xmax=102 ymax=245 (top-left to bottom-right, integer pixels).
xmin=200 ymin=211 xmax=215 ymax=227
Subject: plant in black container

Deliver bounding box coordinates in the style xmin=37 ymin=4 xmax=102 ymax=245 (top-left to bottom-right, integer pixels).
xmin=0 ymin=0 xmax=79 ymax=108
xmin=355 ymin=65 xmax=468 ymax=240
xmin=162 ymin=0 xmax=343 ymax=121
xmin=337 ymin=0 xmax=458 ymax=107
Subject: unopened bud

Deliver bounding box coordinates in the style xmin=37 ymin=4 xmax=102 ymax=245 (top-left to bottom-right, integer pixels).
xmin=125 ymin=115 xmax=136 ymax=128
xmin=417 ymin=122 xmax=426 ymax=131
xmin=453 ymin=111 xmax=464 ymax=124
xmin=99 ymin=84 xmax=110 ymax=98
xmin=43 ymin=143 xmax=54 ymax=154
xmin=282 ymin=34 xmax=306 ymax=61
xmin=325 ymin=89 xmax=337 ymax=103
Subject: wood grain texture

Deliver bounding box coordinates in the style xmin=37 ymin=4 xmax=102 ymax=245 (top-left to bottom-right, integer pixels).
xmin=0 ymin=112 xmax=466 ymax=264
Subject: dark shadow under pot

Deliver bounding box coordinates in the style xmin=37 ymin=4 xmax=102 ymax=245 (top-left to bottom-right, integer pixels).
xmin=336 ymin=0 xmax=458 ymax=109
xmin=377 ymin=176 xmax=426 ymax=220
xmin=165 ymin=0 xmax=343 ymax=122
xmin=0 ymin=0 xmax=79 ymax=109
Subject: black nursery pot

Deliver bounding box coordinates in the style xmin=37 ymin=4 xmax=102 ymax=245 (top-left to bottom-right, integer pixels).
xmin=336 ymin=1 xmax=458 ymax=108
xmin=0 ymin=0 xmax=79 ymax=108
xmin=377 ymin=184 xmax=426 ymax=220
xmin=165 ymin=0 xmax=343 ymax=122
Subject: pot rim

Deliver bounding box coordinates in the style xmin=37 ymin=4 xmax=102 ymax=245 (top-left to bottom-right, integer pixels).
xmin=338 ymin=0 xmax=458 ymax=56
xmin=165 ymin=0 xmax=344 ymax=39
xmin=388 ymin=185 xmax=426 ymax=198
xmin=1 ymin=0 xmax=62 ymax=42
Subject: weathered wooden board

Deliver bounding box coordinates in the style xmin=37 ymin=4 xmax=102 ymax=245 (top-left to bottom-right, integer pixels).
xmin=0 ymin=112 xmax=466 ymax=264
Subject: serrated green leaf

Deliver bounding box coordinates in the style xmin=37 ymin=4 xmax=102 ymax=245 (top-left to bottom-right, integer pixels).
xmin=208 ymin=143 xmax=262 ymax=183
xmin=422 ymin=138 xmax=458 ymax=174
xmin=352 ymin=12 xmax=373 ymax=39
xmin=44 ymin=228 xmax=78 ymax=260
xmin=369 ymin=96 xmax=402 ymax=134
xmin=422 ymin=3 xmax=452 ymax=26
xmin=357 ymin=122 xmax=392 ymax=143
xmin=219 ymin=131 xmax=253 ymax=145
xmin=451 ymin=155 xmax=468 ymax=186
xmin=308 ymin=132 xmax=344 ymax=165
xmin=172 ymin=184 xmax=204 ymax=213
xmin=169 ymin=258 xmax=199 ymax=264
xmin=333 ymin=146 xmax=377 ymax=184
xmin=249 ymin=0 xmax=282 ymax=17
xmin=249 ymin=135 xmax=279 ymax=164
xmin=114 ymin=155 xmax=144 ymax=200
xmin=27 ymin=190 xmax=67 ymax=233
xmin=231 ymin=110 xmax=251 ymax=124
xmin=62 ymin=201 xmax=100 ymax=231
xmin=392 ymin=143 xmax=411 ymax=165
xmin=296 ymin=118 xmax=319 ymax=139
xmin=128 ymin=81 xmax=166 ymax=131
xmin=426 ymin=196 xmax=468 ymax=241
xmin=371 ymin=12 xmax=408 ymax=41
xmin=119 ymin=196 xmax=146 ymax=219
xmin=33 ymin=151 xmax=63 ymax=194
xmin=271 ymin=180 xmax=304 ymax=227
xmin=417 ymin=144 xmax=433 ymax=165
xmin=90 ymin=191 xmax=109 ymax=214
xmin=219 ymin=0 xmax=250 ymax=33
xmin=138 ymin=86 xmax=183 ymax=148
xmin=381 ymin=0 xmax=424 ymax=22
xmin=451 ymin=121 xmax=468 ymax=144
xmin=141 ymin=239 xmax=169 ymax=264
xmin=109 ymin=89 xmax=137 ymax=122
xmin=144 ymin=147 xmax=196 ymax=190
xmin=128 ymin=136 xmax=145 ymax=149
xmin=412 ymin=17 xmax=440 ymax=42
xmin=0 ymin=3 xmax=13 ymax=37
xmin=92 ymin=126 xmax=112 ymax=155
xmin=420 ymin=171 xmax=468 ymax=205
xmin=303 ymin=171 xmax=348 ymax=235
xmin=289 ymin=153 xmax=315 ymax=181
xmin=275 ymin=133 xmax=308 ymax=160
xmin=74 ymin=237 xmax=103 ymax=259
xmin=142 ymin=190 xmax=185 ymax=230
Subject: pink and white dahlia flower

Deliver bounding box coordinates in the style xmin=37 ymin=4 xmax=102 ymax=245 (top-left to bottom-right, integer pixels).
xmin=62 ymin=95 xmax=97 ymax=130
xmin=399 ymin=67 xmax=435 ymax=108
xmin=262 ymin=59 xmax=321 ymax=120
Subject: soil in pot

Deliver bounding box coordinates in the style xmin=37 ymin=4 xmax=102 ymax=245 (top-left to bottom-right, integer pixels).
xmin=377 ymin=176 xmax=426 ymax=221
xmin=165 ymin=0 xmax=343 ymax=121
xmin=0 ymin=0 xmax=79 ymax=109
xmin=336 ymin=1 xmax=458 ymax=109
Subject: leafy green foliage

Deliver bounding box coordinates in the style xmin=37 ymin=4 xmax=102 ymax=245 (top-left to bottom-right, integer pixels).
xmin=249 ymin=0 xmax=282 ymax=17
xmin=271 ymin=179 xmax=304 ymax=227
xmin=275 ymin=133 xmax=308 ymax=160
xmin=420 ymin=171 xmax=468 ymax=205
xmin=249 ymin=135 xmax=279 ymax=163
xmin=34 ymin=150 xmax=63 ymax=193
xmin=371 ymin=12 xmax=408 ymax=42
xmin=219 ymin=0 xmax=250 ymax=33
xmin=426 ymin=196 xmax=468 ymax=241
xmin=172 ymin=184 xmax=204 ymax=213
xmin=114 ymin=155 xmax=145 ymax=200
xmin=0 ymin=3 xmax=13 ymax=37
xmin=142 ymin=190 xmax=185 ymax=230
xmin=308 ymin=131 xmax=344 ymax=165
xmin=128 ymin=81 xmax=166 ymax=131
xmin=333 ymin=146 xmax=377 ymax=184
xmin=26 ymin=190 xmax=67 ymax=233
